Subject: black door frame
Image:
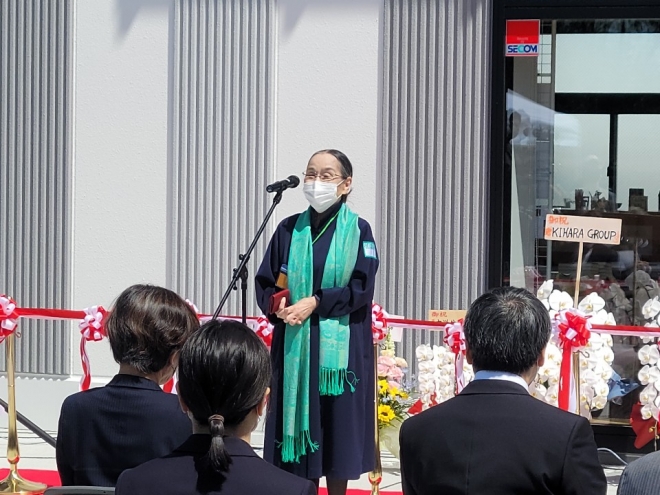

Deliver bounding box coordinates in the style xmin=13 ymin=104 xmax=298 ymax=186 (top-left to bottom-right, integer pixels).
xmin=487 ymin=0 xmax=660 ymax=289
xmin=488 ymin=0 xmax=660 ymax=455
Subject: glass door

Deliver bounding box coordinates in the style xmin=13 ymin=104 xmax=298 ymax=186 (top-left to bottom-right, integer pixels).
xmin=502 ymin=19 xmax=660 ymax=429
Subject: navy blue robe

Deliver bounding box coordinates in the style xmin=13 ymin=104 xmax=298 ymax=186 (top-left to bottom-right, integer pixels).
xmin=255 ymin=201 xmax=378 ymax=480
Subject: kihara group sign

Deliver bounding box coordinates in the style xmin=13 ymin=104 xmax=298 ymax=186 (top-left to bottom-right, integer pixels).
xmin=544 ymin=215 xmax=622 ymax=245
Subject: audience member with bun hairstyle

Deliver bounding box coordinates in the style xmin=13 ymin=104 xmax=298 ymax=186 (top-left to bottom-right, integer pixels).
xmin=56 ymin=284 xmax=199 ymax=487
xmin=115 ymin=319 xmax=316 ymax=495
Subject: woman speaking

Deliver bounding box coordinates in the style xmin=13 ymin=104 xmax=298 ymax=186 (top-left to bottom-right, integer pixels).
xmin=256 ymin=149 xmax=379 ymax=495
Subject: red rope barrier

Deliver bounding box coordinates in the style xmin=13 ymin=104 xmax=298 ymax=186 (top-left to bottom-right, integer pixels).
xmin=8 ymin=306 xmax=660 ymax=334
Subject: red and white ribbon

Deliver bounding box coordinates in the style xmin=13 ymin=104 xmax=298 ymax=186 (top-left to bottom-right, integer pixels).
xmin=443 ymin=320 xmax=467 ymax=393
xmin=255 ymin=316 xmax=274 ymax=347
xmin=185 ymin=299 xmax=200 ymax=316
xmin=372 ymin=303 xmax=389 ymax=343
xmin=163 ymin=375 xmax=177 ymax=394
xmin=0 ymin=295 xmax=19 ymax=342
xmin=556 ymin=309 xmax=591 ymax=411
xmin=79 ymin=306 xmax=107 ymax=391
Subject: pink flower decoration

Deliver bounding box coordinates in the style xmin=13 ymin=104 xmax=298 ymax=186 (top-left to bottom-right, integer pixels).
xmin=387 ymin=366 xmax=404 ymax=381
xmin=378 ymin=356 xmax=396 ymax=367
xmin=377 ymin=363 xmax=390 ymax=376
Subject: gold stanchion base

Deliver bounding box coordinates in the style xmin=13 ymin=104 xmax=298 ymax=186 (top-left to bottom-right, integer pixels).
xmin=0 ymin=468 xmax=47 ymax=494
xmin=368 ymin=471 xmax=381 ymax=495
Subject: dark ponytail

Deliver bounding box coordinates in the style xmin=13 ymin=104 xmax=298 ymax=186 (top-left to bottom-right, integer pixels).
xmin=178 ymin=319 xmax=271 ymax=476
xmin=207 ymin=414 xmax=230 ymax=472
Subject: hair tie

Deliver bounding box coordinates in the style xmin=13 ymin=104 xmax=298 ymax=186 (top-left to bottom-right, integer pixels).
xmin=208 ymin=414 xmax=225 ymax=424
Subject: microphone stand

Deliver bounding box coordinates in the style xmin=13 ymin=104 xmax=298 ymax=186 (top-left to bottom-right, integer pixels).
xmin=212 ymin=190 xmax=284 ymax=323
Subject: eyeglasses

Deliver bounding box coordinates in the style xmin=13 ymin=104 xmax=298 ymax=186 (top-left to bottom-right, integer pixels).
xmin=302 ymin=171 xmax=345 ymax=182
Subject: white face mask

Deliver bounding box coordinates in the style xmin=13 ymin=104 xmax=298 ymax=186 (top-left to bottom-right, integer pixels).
xmin=303 ymin=180 xmax=344 ymax=213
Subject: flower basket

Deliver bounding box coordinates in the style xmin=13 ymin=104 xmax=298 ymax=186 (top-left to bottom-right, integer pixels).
xmin=379 ymin=416 xmax=405 ymax=459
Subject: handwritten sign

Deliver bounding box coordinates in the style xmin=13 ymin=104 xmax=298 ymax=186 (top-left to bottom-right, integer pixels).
xmin=429 ymin=310 xmax=467 ymax=322
xmin=544 ymin=215 xmax=622 ymax=245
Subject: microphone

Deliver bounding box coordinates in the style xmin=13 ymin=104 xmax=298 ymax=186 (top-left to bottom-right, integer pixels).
xmin=266 ymin=175 xmax=300 ymax=193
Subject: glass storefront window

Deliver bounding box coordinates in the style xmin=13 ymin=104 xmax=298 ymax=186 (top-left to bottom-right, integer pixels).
xmin=505 ymin=19 xmax=660 ymax=425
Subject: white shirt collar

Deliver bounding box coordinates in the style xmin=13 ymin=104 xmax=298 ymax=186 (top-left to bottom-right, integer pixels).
xmin=473 ymin=370 xmax=530 ymax=392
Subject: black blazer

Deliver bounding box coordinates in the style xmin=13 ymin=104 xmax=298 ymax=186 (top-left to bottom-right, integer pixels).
xmin=56 ymin=374 xmax=191 ymax=486
xmin=399 ymin=380 xmax=607 ymax=495
xmin=115 ymin=434 xmax=317 ymax=495
xmin=617 ymin=450 xmax=660 ymax=495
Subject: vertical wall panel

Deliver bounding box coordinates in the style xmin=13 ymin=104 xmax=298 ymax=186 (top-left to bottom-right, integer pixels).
xmin=169 ymin=0 xmax=274 ymax=315
xmin=0 ymin=0 xmax=72 ymax=374
xmin=380 ymin=0 xmax=492 ymax=368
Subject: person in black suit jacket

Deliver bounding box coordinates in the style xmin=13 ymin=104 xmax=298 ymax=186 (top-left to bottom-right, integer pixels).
xmin=56 ymin=284 xmax=199 ymax=486
xmin=617 ymin=450 xmax=660 ymax=494
xmin=116 ymin=319 xmax=316 ymax=495
xmin=400 ymin=287 xmax=607 ymax=495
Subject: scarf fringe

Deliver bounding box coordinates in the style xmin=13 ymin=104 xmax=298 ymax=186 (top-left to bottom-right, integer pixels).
xmin=320 ymin=367 xmax=356 ymax=396
xmin=280 ymin=430 xmax=319 ymax=464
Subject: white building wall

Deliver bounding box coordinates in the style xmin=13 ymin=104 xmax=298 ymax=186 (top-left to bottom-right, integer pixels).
xmin=9 ymin=0 xmax=176 ymax=431
xmin=72 ymin=0 xmax=174 ymax=379
xmin=274 ymin=0 xmax=382 ymax=229
xmin=6 ymin=0 xmax=491 ymax=437
xmin=8 ymin=0 xmax=385 ymax=432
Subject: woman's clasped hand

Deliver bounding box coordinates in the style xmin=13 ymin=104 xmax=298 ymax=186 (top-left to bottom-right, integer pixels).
xmin=275 ymin=296 xmax=318 ymax=326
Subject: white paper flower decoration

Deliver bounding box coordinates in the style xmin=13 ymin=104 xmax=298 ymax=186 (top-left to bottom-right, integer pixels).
xmin=532 ymin=292 xmax=614 ymax=415
xmin=578 ymin=293 xmax=606 ymax=315
xmin=639 ymin=345 xmax=660 ymax=366
xmin=641 ymin=384 xmax=658 ymax=404
xmin=641 ymin=404 xmax=659 ymax=420
xmin=418 ymin=360 xmax=436 ymax=374
xmin=545 ymin=384 xmax=559 ymax=406
xmin=593 ymin=381 xmax=609 ymax=398
xmin=545 ymin=343 xmax=562 ymax=366
xmin=548 ymin=290 xmax=574 ymax=311
xmin=639 ymin=364 xmax=660 ymax=385
xmin=529 ymin=382 xmax=547 ymax=401
xmin=588 ymin=333 xmax=604 ymax=350
xmin=592 ymin=395 xmax=608 ymax=410
xmin=416 ymin=345 xmax=434 ymax=362
xmin=580 ymin=386 xmax=594 ymax=404
xmin=415 ymin=339 xmax=474 ymax=411
xmin=643 ymin=297 xmax=660 ymax=320
xmin=580 ymin=369 xmax=598 ymax=386
xmin=589 ymin=309 xmax=616 ymax=325
xmin=537 ymin=280 xmax=554 ymax=301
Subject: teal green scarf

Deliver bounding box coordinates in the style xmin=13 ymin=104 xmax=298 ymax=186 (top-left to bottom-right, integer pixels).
xmin=280 ymin=203 xmax=361 ymax=463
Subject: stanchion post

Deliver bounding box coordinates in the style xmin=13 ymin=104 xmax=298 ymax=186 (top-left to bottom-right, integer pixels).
xmin=368 ymin=343 xmax=382 ymax=495
xmin=0 ymin=334 xmax=47 ymax=494
xmin=572 ymin=241 xmax=584 ymax=416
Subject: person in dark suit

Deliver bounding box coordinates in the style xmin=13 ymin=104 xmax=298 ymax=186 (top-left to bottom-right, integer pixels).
xmin=56 ymin=284 xmax=199 ymax=486
xmin=115 ymin=319 xmax=316 ymax=495
xmin=617 ymin=450 xmax=660 ymax=494
xmin=399 ymin=287 xmax=607 ymax=495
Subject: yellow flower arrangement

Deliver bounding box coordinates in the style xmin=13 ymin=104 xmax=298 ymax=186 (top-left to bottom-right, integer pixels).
xmin=394 ymin=388 xmax=409 ymax=399
xmin=378 ymin=404 xmax=396 ymax=424
xmin=377 ymin=333 xmax=414 ymax=429
xmin=378 ymin=379 xmax=389 ymax=395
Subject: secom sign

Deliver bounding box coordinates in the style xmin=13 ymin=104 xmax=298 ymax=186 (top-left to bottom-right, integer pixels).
xmin=506 ymin=44 xmax=539 ymax=55
xmin=505 ymin=20 xmax=540 ymax=57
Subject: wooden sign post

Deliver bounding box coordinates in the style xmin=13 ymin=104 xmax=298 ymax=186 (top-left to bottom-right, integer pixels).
xmin=544 ymin=214 xmax=622 ymax=414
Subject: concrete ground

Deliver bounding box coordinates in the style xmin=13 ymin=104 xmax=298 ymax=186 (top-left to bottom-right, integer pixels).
xmin=0 ymin=425 xmax=624 ymax=493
